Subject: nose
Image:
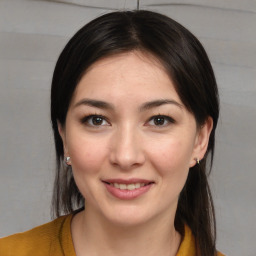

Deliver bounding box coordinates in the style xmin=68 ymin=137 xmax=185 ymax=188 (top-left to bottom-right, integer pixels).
xmin=109 ymin=125 xmax=145 ymax=171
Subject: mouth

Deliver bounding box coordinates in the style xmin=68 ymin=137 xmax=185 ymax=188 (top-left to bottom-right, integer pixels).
xmin=103 ymin=181 xmax=154 ymax=191
xmin=102 ymin=179 xmax=154 ymax=199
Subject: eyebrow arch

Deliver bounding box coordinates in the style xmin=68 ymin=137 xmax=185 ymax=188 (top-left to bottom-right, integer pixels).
xmin=140 ymin=99 xmax=183 ymax=111
xmin=74 ymin=99 xmax=114 ymax=110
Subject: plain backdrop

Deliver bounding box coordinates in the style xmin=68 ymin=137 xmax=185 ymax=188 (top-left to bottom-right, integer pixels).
xmin=0 ymin=1 xmax=256 ymax=255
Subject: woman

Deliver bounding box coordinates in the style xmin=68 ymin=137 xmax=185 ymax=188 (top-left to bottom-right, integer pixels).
xmin=0 ymin=10 xmax=224 ymax=256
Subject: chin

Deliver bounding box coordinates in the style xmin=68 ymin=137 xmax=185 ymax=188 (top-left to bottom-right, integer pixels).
xmin=108 ymin=215 xmax=150 ymax=228
xmin=101 ymin=204 xmax=159 ymax=228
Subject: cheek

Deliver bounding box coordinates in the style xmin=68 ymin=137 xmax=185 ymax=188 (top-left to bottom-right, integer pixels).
xmin=148 ymin=138 xmax=193 ymax=189
xmin=67 ymin=135 xmax=108 ymax=175
xmin=151 ymin=138 xmax=193 ymax=171
xmin=150 ymin=140 xmax=192 ymax=204
xmin=66 ymin=135 xmax=109 ymax=201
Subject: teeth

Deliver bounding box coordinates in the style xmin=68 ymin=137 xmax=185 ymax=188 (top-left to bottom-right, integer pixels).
xmin=135 ymin=183 xmax=140 ymax=189
xmin=111 ymin=183 xmax=148 ymax=190
xmin=120 ymin=184 xmax=126 ymax=190
xmin=127 ymin=184 xmax=135 ymax=190
xmin=114 ymin=183 xmax=120 ymax=188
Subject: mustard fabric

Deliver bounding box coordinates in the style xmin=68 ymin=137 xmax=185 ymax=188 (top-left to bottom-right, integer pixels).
xmin=0 ymin=215 xmax=224 ymax=256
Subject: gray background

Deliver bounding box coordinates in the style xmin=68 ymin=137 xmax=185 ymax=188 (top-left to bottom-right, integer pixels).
xmin=0 ymin=0 xmax=255 ymax=255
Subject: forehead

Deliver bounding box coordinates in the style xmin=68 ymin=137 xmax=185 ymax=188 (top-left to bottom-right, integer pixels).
xmin=70 ymin=51 xmax=181 ymax=106
xmin=86 ymin=50 xmax=167 ymax=75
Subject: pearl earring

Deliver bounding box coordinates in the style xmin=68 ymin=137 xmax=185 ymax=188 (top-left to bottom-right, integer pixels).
xmin=65 ymin=156 xmax=71 ymax=165
xmin=195 ymin=158 xmax=200 ymax=165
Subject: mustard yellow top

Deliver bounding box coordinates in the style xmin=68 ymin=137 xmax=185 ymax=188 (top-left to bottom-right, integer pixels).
xmin=0 ymin=215 xmax=224 ymax=256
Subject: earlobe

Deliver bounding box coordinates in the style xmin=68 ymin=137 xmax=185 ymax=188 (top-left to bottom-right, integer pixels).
xmin=190 ymin=117 xmax=213 ymax=167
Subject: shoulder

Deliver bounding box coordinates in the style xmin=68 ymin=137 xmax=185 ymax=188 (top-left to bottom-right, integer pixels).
xmin=177 ymin=225 xmax=226 ymax=256
xmin=0 ymin=215 xmax=72 ymax=256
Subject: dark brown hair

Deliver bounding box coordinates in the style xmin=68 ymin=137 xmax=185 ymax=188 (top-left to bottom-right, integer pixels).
xmin=51 ymin=10 xmax=219 ymax=256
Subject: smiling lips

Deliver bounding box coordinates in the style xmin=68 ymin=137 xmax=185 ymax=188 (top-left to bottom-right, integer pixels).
xmin=102 ymin=179 xmax=154 ymax=200
xmin=111 ymin=182 xmax=146 ymax=190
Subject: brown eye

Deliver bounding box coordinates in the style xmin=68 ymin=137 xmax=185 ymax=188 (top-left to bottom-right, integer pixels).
xmin=153 ymin=116 xmax=166 ymax=126
xmin=92 ymin=116 xmax=104 ymax=125
xmin=81 ymin=115 xmax=110 ymax=127
xmin=147 ymin=115 xmax=175 ymax=127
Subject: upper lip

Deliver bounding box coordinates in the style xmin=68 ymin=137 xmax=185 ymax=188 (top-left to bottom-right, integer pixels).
xmin=102 ymin=178 xmax=154 ymax=184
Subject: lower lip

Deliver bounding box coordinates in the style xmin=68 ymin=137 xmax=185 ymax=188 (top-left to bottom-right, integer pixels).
xmin=103 ymin=183 xmax=153 ymax=200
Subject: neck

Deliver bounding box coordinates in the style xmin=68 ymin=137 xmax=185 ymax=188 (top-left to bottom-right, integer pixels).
xmin=71 ymin=209 xmax=181 ymax=256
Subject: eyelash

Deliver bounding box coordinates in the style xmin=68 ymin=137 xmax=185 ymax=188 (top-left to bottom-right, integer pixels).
xmin=80 ymin=114 xmax=175 ymax=127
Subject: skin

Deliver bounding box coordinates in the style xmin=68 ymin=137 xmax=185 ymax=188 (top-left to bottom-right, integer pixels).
xmin=59 ymin=51 xmax=213 ymax=256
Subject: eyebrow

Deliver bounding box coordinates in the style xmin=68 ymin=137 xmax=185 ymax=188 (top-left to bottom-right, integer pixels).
xmin=73 ymin=98 xmax=183 ymax=111
xmin=139 ymin=99 xmax=183 ymax=111
xmin=74 ymin=99 xmax=114 ymax=110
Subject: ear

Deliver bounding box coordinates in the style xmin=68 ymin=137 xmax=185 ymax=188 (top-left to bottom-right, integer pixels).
xmin=57 ymin=121 xmax=68 ymax=155
xmin=189 ymin=117 xmax=213 ymax=167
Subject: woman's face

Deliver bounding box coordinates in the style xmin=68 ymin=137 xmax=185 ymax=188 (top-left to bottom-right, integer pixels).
xmin=59 ymin=51 xmax=212 ymax=226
